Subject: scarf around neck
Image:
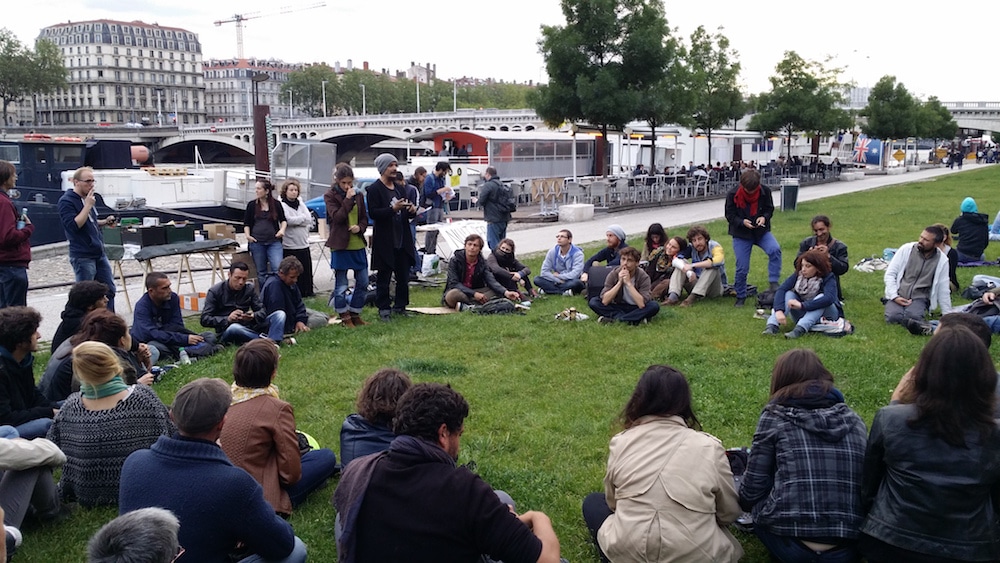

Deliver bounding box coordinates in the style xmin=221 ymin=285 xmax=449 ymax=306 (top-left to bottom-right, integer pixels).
xmin=231 ymin=382 xmax=280 ymax=405
xmin=734 ymin=185 xmax=761 ymax=216
xmin=793 ymin=274 xmax=823 ymax=302
xmin=81 ymin=375 xmax=129 ymax=399
xmin=282 ymin=195 xmax=300 ymax=210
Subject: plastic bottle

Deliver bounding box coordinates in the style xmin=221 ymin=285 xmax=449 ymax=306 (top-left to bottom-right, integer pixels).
xmin=178 ymin=347 xmax=191 ymax=365
xmin=15 ymin=208 xmax=26 ymax=230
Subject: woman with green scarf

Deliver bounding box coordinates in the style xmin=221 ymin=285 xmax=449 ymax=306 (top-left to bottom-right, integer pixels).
xmin=47 ymin=341 xmax=173 ymax=507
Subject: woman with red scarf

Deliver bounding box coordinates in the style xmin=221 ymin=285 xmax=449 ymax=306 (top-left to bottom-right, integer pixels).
xmin=724 ymin=169 xmax=782 ymax=307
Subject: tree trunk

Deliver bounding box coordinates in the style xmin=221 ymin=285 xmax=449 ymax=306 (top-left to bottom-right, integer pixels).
xmin=649 ymin=124 xmax=657 ymax=172
xmin=706 ymin=128 xmax=713 ymax=168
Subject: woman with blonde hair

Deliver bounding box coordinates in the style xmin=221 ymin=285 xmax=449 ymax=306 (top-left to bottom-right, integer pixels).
xmin=47 ymin=341 xmax=173 ymax=506
xmin=279 ymin=178 xmax=315 ymax=297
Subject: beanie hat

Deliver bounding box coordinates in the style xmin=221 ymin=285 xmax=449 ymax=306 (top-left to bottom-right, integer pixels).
xmin=961 ymin=197 xmax=978 ymax=213
xmin=374 ymin=153 xmax=397 ymax=175
xmin=171 ymin=378 xmax=232 ymax=435
xmin=607 ymin=224 xmax=626 ymax=246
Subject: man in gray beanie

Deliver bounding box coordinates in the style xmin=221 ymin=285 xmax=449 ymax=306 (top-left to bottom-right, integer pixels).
xmin=365 ymin=153 xmax=417 ymax=321
xmin=580 ymin=224 xmax=630 ymax=285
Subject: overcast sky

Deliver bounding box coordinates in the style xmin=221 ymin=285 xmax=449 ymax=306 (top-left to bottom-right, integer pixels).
xmin=9 ymin=1 xmax=998 ymax=102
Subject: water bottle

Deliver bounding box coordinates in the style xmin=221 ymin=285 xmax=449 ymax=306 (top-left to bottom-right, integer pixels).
xmin=15 ymin=208 xmax=26 ymax=230
xmin=178 ymin=347 xmax=191 ymax=365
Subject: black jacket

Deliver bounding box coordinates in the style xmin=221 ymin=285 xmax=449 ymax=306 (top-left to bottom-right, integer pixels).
xmin=200 ymin=279 xmax=266 ymax=333
xmin=951 ymin=211 xmax=990 ymax=259
xmin=478 ymin=178 xmax=510 ymax=224
xmin=442 ymin=250 xmax=506 ymax=304
xmin=0 ymin=349 xmax=55 ymax=426
xmin=725 ymin=185 xmax=775 ymax=241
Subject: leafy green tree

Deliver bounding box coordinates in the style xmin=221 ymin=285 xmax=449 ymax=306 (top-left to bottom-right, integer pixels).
xmin=861 ymin=75 xmax=918 ymax=141
xmin=0 ymin=30 xmax=65 ymax=124
xmin=687 ymin=26 xmax=744 ymax=167
xmin=748 ymin=51 xmax=850 ymax=160
xmin=536 ymin=0 xmax=667 ymax=174
xmin=281 ymin=64 xmax=339 ymax=117
xmin=916 ymin=96 xmax=957 ymax=143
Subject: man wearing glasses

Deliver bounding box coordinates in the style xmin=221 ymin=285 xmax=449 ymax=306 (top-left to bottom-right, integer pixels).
xmin=57 ymin=167 xmax=117 ymax=311
xmin=532 ymin=229 xmax=585 ymax=296
xmin=797 ymin=215 xmax=849 ymax=301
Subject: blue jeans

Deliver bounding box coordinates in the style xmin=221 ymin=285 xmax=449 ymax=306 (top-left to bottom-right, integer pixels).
xmin=766 ymin=292 xmax=840 ymax=332
xmin=755 ymin=525 xmax=859 ymax=563
xmin=0 ymin=266 xmax=28 ymax=308
xmin=249 ymin=240 xmax=284 ymax=282
xmin=219 ymin=311 xmax=287 ymax=344
xmin=487 ymin=222 xmax=507 ymax=252
xmin=733 ymin=233 xmax=782 ymax=298
xmin=14 ymin=417 xmax=52 ymax=440
xmin=533 ymin=276 xmax=584 ymax=295
xmin=284 ymin=448 xmax=338 ymax=508
xmin=238 ymin=536 xmax=307 ymax=563
xmin=70 ymin=254 xmax=116 ymax=312
xmin=588 ymin=297 xmax=660 ymax=324
xmin=333 ymin=267 xmax=369 ymax=314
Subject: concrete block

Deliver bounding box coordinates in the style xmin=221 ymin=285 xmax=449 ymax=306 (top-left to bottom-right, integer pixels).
xmin=559 ymin=204 xmax=595 ymax=223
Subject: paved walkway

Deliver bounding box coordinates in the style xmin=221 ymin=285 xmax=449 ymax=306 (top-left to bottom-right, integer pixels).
xmin=27 ymin=164 xmax=988 ymax=342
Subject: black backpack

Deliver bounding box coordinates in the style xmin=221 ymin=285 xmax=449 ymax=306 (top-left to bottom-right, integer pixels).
xmin=499 ymin=183 xmax=517 ymax=213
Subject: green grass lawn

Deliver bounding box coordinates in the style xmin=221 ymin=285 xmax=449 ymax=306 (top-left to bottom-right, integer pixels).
xmin=19 ymin=166 xmax=1000 ymax=562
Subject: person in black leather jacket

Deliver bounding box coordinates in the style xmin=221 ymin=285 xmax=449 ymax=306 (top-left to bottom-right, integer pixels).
xmin=859 ymin=325 xmax=1000 ymax=562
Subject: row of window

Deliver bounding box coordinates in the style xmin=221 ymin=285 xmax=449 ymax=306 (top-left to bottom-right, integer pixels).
xmin=49 ymin=23 xmax=196 ymax=41
xmin=68 ymin=57 xmax=201 ymax=74
xmin=41 ymin=97 xmax=200 ymax=110
xmin=205 ymin=81 xmax=284 ymax=91
xmin=64 ymin=46 xmax=197 ymax=62
xmin=51 ymin=33 xmax=198 ymax=51
xmin=203 ymin=68 xmax=299 ymax=78
xmin=63 ymin=69 xmax=201 ymax=86
xmin=43 ymin=112 xmax=201 ymax=125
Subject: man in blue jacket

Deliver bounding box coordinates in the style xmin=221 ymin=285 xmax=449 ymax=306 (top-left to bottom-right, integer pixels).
xmin=120 ymin=378 xmax=307 ymax=563
xmin=130 ymin=272 xmax=219 ymax=360
xmin=57 ymin=167 xmax=117 ymax=311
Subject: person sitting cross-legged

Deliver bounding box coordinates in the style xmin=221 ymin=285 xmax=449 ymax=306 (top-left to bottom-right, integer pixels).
xmin=532 ymin=230 xmax=585 ymax=296
xmin=201 ymin=262 xmax=286 ymax=345
xmin=587 ymin=247 xmax=660 ymax=325
xmin=486 ymin=238 xmax=536 ymax=299
xmin=219 ymin=339 xmax=338 ymax=516
xmin=119 ymin=377 xmax=308 ymax=563
xmin=131 ymin=272 xmax=220 ymax=361
xmin=261 ymin=257 xmax=328 ymax=343
xmin=442 ymin=234 xmax=519 ymax=311
xmin=762 ymin=249 xmax=843 ymax=339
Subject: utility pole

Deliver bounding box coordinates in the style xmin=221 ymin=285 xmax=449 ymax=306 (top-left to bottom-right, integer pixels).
xmin=321 ymin=80 xmax=328 ymax=118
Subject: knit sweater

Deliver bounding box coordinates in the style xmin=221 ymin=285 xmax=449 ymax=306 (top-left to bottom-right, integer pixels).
xmin=47 ymin=385 xmax=174 ymax=506
xmin=120 ymin=435 xmax=296 ymax=562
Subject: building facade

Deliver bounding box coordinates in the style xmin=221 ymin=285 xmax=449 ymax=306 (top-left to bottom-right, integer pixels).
xmin=35 ymin=20 xmax=206 ymax=126
xmin=204 ymin=59 xmax=303 ymax=124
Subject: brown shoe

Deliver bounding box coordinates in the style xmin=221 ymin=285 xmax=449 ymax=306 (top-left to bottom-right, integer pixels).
xmin=679 ymin=295 xmax=699 ymax=307
xmin=339 ymin=312 xmax=356 ymax=328
xmin=664 ymin=294 xmax=680 ymax=306
xmin=350 ymin=312 xmax=368 ymax=326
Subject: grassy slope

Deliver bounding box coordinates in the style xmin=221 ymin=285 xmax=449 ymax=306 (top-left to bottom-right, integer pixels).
xmin=19 ymin=166 xmax=1000 ymax=562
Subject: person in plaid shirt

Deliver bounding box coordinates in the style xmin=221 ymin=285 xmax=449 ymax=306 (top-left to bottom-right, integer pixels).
xmin=739 ymin=349 xmax=867 ymax=562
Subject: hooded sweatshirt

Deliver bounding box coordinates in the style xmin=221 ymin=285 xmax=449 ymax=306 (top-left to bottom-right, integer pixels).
xmin=739 ymin=386 xmax=868 ymax=540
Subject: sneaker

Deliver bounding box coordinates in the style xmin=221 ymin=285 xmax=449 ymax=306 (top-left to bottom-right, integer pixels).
xmin=456 ymin=303 xmax=467 ymax=312
xmin=5 ymin=525 xmax=22 ymax=548
xmin=904 ymin=317 xmax=933 ymax=336
xmin=734 ymin=297 xmax=746 ymax=308
xmin=282 ymin=337 xmax=297 ymax=346
xmin=537 ymin=288 xmax=546 ymax=296
xmin=562 ymin=289 xmax=574 ymax=296
xmin=664 ymin=293 xmax=680 ymax=306
xmin=597 ymin=316 xmax=615 ymax=324
xmin=379 ymin=309 xmax=393 ymax=322
xmin=762 ymin=324 xmax=779 ymax=335
xmin=784 ymin=326 xmax=807 ymax=340
xmin=679 ymin=295 xmax=699 ymax=308
xmin=519 ymin=301 xmax=532 ymax=308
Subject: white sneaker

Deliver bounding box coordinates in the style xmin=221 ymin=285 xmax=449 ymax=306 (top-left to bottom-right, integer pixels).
xmin=5 ymin=525 xmax=22 ymax=548
xmin=562 ymin=289 xmax=573 ymax=296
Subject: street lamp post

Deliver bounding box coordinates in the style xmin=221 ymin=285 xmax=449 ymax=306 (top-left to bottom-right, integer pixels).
xmin=321 ymin=80 xmax=328 ymax=118
xmin=360 ymin=84 xmax=366 ymax=116
xmin=288 ymin=89 xmax=293 ymax=119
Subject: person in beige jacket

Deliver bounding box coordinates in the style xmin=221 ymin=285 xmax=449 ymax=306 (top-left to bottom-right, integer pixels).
xmin=582 ymin=366 xmax=743 ymax=562
xmin=0 ymin=428 xmax=66 ymax=529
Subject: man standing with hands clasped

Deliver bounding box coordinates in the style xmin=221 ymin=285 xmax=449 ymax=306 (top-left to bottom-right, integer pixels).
xmin=58 ymin=167 xmax=117 ymax=311
xmin=368 ymin=153 xmax=417 ymax=322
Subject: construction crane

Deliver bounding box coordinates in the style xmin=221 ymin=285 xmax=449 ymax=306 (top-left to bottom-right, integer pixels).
xmin=215 ymin=2 xmax=326 ymax=60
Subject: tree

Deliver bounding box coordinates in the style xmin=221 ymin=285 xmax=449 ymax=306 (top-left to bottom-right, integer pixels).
xmin=282 ymin=64 xmax=339 ymax=117
xmin=687 ymin=26 xmax=744 ymax=167
xmin=748 ymin=51 xmax=850 ymax=161
xmin=535 ymin=0 xmax=666 ymax=175
xmin=861 ymin=75 xmax=918 ymax=141
xmin=916 ymin=96 xmax=957 ymax=144
xmin=0 ymin=30 xmax=65 ymax=124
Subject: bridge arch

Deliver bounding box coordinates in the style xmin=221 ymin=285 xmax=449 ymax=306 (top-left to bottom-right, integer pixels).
xmin=155 ymin=135 xmax=255 ymax=164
